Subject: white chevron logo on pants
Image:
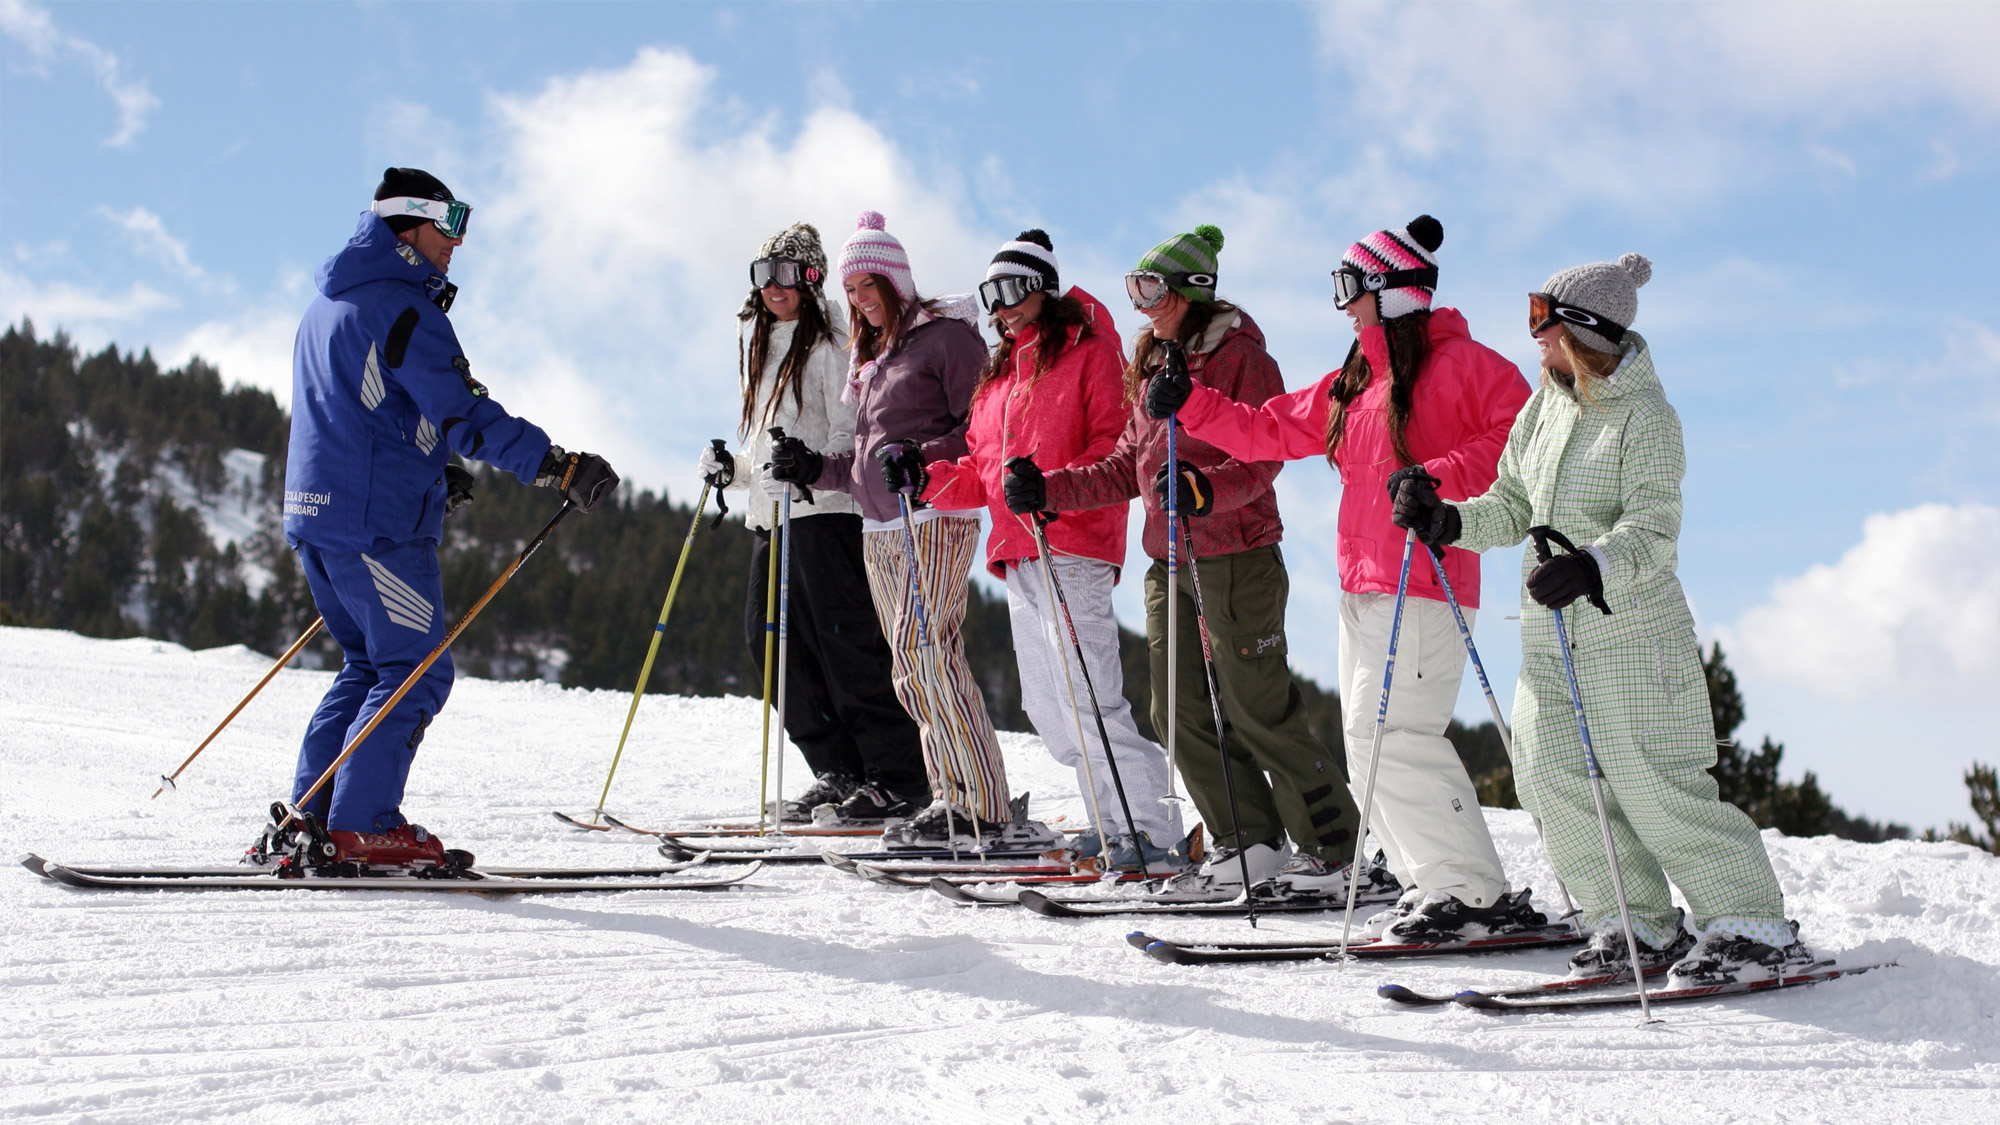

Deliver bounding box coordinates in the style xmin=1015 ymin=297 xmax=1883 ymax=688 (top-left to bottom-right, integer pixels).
xmin=361 ymin=554 xmax=435 ymax=632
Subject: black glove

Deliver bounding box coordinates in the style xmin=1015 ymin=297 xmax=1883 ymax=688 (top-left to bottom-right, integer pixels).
xmin=444 ymin=464 xmax=475 ymax=514
xmin=1385 ymin=465 xmax=1461 ymax=548
xmin=877 ymin=439 xmax=927 ymax=496
xmin=1153 ymin=459 xmax=1213 ymax=517
xmin=1144 ymin=341 xmax=1193 ymax=419
xmin=698 ymin=439 xmax=735 ymax=488
xmin=1003 ymin=456 xmax=1046 ymax=514
xmin=1526 ymin=552 xmax=1606 ymax=614
xmin=768 ymin=434 xmax=824 ymax=485
xmin=535 ymin=447 xmax=619 ymax=512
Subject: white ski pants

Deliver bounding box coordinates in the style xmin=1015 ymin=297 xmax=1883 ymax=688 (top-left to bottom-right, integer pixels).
xmin=1340 ymin=591 xmax=1510 ymax=909
xmin=1006 ymin=557 xmax=1180 ymax=844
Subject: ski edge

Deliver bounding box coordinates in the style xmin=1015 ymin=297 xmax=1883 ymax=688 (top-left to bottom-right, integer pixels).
xmin=1455 ymin=961 xmax=1894 ymax=1012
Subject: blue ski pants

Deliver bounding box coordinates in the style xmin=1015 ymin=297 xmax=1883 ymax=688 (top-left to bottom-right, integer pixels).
xmin=291 ymin=539 xmax=454 ymax=832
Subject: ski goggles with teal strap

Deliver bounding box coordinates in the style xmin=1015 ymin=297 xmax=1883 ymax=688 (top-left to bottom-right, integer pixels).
xmin=371 ymin=196 xmax=473 ymax=239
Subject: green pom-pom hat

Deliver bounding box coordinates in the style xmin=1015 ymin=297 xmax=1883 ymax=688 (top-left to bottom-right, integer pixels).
xmin=1136 ymin=224 xmax=1226 ymax=303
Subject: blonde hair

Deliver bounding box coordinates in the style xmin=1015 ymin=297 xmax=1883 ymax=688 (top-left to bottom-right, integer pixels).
xmin=1544 ymin=326 xmax=1621 ymax=403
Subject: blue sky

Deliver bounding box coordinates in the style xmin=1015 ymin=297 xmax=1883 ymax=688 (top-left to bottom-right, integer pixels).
xmin=5 ymin=1 xmax=1996 ymax=829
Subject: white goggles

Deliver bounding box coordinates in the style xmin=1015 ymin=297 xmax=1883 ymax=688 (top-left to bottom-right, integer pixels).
xmin=371 ymin=196 xmax=472 ymax=239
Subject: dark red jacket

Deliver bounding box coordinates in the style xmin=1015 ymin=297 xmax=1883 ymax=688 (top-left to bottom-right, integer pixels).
xmin=1043 ymin=308 xmax=1285 ymax=561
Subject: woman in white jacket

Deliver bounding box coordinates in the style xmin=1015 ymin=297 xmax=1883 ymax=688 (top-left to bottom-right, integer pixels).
xmin=700 ymin=222 xmax=928 ymax=821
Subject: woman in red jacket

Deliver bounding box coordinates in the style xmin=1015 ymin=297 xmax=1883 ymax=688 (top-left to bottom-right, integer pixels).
xmin=1148 ymin=216 xmax=1541 ymax=942
xmin=922 ymin=232 xmax=1179 ymax=870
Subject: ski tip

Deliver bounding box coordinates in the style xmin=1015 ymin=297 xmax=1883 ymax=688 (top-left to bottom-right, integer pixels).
xmin=18 ymin=853 xmax=49 ymax=877
xmin=552 ymin=811 xmax=612 ymax=831
xmin=1124 ymin=930 xmax=1156 ymax=950
xmin=820 ymin=851 xmax=859 ymax=873
xmin=1141 ymin=941 xmax=1185 ymax=966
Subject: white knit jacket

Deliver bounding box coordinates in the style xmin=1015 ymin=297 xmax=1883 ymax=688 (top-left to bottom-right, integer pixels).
xmin=726 ymin=317 xmax=861 ymax=530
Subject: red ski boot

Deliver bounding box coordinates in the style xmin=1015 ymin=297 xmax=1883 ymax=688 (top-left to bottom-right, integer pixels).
xmin=328 ymin=824 xmax=471 ymax=872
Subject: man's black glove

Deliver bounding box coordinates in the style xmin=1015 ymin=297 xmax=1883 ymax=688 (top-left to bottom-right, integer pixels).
xmin=698 ymin=440 xmax=735 ymax=488
xmin=1144 ymin=341 xmax=1193 ymax=419
xmin=768 ymin=434 xmax=824 ymax=486
xmin=535 ymin=446 xmax=620 ymax=513
xmin=444 ymin=464 xmax=476 ymax=514
xmin=1385 ymin=465 xmax=1460 ymax=549
xmin=1526 ymin=552 xmax=1606 ymax=613
xmin=1003 ymin=456 xmax=1046 ymax=514
xmin=877 ymin=439 xmax=927 ymax=496
xmin=1153 ymin=459 xmax=1213 ymax=517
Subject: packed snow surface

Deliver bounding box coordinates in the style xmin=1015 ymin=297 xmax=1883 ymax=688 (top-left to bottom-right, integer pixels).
xmin=2 ymin=626 xmax=1996 ymax=1123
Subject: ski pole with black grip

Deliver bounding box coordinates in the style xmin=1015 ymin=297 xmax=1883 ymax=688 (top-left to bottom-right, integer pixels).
xmin=1018 ymin=487 xmax=1150 ymax=879
xmin=1423 ymin=539 xmax=1582 ymax=931
xmin=1177 ymin=515 xmax=1259 ymax=924
xmin=589 ymin=449 xmax=725 ymax=823
xmin=1530 ymin=524 xmax=1654 ymax=1022
xmin=1338 ymin=528 xmax=1417 ymax=958
xmin=280 ymin=498 xmax=578 ymax=833
xmin=1163 ymin=389 xmax=1184 ymax=808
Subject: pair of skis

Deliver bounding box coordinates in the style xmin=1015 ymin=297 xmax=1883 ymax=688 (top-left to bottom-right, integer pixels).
xmin=18 ymin=852 xmax=760 ymax=894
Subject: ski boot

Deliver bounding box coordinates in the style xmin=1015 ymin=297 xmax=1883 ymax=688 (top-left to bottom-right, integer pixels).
xmin=1158 ymin=837 xmax=1292 ymax=896
xmin=1257 ymin=851 xmax=1401 ymax=904
xmin=327 ymin=823 xmax=475 ymax=876
xmin=785 ymin=773 xmax=859 ymax=823
xmin=1360 ymin=885 xmax=1427 ymax=939
xmin=1386 ymin=887 xmax=1547 ymax=943
xmin=982 ymin=793 xmax=1061 ymax=852
xmin=1097 ymin=832 xmax=1185 ymax=876
xmin=888 ymin=800 xmax=978 ymax=850
xmin=1566 ymin=911 xmax=1695 ymax=980
xmin=833 ymin=783 xmax=918 ymax=824
xmin=1665 ymin=921 xmax=1825 ymax=988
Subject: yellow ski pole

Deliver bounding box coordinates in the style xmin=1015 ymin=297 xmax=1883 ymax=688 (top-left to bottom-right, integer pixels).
xmin=756 ymin=499 xmax=780 ymax=834
xmin=587 ymin=465 xmax=721 ymax=823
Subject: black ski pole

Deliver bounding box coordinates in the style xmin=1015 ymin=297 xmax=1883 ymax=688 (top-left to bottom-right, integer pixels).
xmin=1178 ymin=514 xmax=1259 ymax=925
xmin=1020 ymin=497 xmax=1150 ymax=879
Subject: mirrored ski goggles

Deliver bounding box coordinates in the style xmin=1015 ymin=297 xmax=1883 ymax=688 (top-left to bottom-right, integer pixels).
xmin=371 ymin=196 xmax=472 ymax=239
xmin=1330 ymin=264 xmax=1439 ymax=309
xmin=978 ymin=274 xmax=1047 ymax=312
xmin=1124 ymin=269 xmax=1213 ymax=310
xmin=1529 ymin=292 xmax=1627 ymax=343
xmin=750 ymin=256 xmax=819 ymax=290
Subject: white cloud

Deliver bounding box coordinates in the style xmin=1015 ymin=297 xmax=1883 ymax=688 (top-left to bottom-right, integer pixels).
xmin=1722 ymin=503 xmax=2000 ymax=699
xmin=456 ymin=46 xmax=1000 ymax=493
xmin=0 ymin=0 xmax=160 ymax=147
xmin=98 ymin=206 xmax=204 ymax=280
xmin=1309 ymin=0 xmax=2000 ymax=219
xmin=0 ymin=266 xmax=173 ymax=327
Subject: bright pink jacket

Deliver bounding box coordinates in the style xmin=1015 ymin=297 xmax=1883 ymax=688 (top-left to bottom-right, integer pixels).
xmin=1176 ymin=307 xmax=1529 ymax=607
xmin=923 ymin=287 xmax=1129 ymax=579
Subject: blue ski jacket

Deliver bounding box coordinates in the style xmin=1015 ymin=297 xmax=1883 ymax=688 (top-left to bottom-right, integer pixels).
xmin=284 ymin=212 xmax=551 ymax=552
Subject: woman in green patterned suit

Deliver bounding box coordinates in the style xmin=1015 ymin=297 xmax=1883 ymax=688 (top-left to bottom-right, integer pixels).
xmin=1387 ymin=253 xmax=1821 ymax=989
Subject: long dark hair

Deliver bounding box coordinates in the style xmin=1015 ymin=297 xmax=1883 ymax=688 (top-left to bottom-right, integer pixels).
xmin=737 ymin=289 xmax=833 ymax=437
xmin=1323 ymin=311 xmax=1432 ymax=468
xmin=1125 ymin=299 xmax=1237 ymax=405
xmin=979 ymin=292 xmax=1092 ymax=396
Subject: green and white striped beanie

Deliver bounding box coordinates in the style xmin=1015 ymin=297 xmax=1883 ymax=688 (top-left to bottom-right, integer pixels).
xmin=1136 ymin=224 xmax=1225 ymax=302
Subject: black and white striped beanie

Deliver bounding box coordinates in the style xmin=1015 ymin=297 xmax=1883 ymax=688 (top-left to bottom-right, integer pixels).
xmin=985 ymin=230 xmax=1059 ymax=292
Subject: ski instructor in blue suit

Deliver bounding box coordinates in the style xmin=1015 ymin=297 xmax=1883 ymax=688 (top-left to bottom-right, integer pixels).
xmin=282 ymin=167 xmax=617 ymax=869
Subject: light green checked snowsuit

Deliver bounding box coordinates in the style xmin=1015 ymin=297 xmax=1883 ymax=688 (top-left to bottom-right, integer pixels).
xmin=1450 ymin=336 xmax=1788 ymax=948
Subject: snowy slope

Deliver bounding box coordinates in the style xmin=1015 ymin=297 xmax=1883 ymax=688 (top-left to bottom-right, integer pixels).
xmin=2 ymin=626 xmax=1996 ymax=1124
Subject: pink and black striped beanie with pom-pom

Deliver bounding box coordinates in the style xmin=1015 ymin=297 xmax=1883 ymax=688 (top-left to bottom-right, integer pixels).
xmin=836 ymin=210 xmax=916 ymax=301
xmin=1343 ymin=215 xmax=1444 ymax=321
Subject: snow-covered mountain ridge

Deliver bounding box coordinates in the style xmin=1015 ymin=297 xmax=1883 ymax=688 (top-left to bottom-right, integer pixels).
xmin=3 ymin=627 xmax=1995 ymax=1123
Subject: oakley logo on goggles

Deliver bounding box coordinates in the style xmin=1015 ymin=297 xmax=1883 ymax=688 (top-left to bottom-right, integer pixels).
xmin=1125 ymin=270 xmax=1215 ymax=310
xmin=978 ymin=274 xmax=1047 ymax=313
xmin=751 ymin=256 xmax=820 ymax=290
xmin=1529 ymin=292 xmax=1627 ymax=343
xmin=1330 ymin=265 xmax=1438 ymax=310
xmin=371 ymin=196 xmax=472 ymax=239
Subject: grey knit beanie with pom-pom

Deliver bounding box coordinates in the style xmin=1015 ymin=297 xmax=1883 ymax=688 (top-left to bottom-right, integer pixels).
xmin=1541 ymin=253 xmax=1652 ymax=354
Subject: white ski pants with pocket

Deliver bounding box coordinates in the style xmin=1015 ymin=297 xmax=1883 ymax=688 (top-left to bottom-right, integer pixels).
xmin=1340 ymin=591 xmax=1510 ymax=909
xmin=1006 ymin=557 xmax=1180 ymax=845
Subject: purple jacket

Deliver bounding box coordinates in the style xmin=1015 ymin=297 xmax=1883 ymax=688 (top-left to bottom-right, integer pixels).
xmin=817 ymin=298 xmax=987 ymax=523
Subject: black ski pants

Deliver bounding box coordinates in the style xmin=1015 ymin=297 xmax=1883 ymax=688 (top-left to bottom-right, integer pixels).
xmin=746 ymin=513 xmax=927 ymax=797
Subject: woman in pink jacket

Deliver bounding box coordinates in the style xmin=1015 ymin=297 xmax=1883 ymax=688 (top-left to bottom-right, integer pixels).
xmin=922 ymin=232 xmax=1179 ymax=869
xmin=1147 ymin=216 xmax=1540 ymax=942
